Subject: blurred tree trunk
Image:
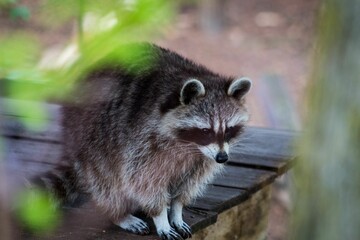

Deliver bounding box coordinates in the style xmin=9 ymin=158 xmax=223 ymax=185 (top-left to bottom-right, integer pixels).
xmin=292 ymin=0 xmax=360 ymax=239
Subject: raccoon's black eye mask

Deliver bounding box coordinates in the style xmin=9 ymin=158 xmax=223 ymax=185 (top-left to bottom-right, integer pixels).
xmin=176 ymin=124 xmax=244 ymax=146
xmin=224 ymin=125 xmax=245 ymax=142
xmin=176 ymin=128 xmax=216 ymax=146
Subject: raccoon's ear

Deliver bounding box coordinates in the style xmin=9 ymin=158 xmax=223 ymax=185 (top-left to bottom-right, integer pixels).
xmin=180 ymin=79 xmax=206 ymax=105
xmin=227 ymin=77 xmax=252 ymax=100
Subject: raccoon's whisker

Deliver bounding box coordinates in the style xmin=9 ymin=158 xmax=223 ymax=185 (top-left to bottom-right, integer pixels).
xmin=167 ymin=148 xmax=203 ymax=157
xmin=230 ymin=142 xmax=248 ymax=147
xmin=158 ymin=145 xmax=190 ymax=152
xmin=166 ymin=144 xmax=198 ymax=151
xmin=165 ymin=146 xmax=196 ymax=153
xmin=231 ymin=143 xmax=255 ymax=151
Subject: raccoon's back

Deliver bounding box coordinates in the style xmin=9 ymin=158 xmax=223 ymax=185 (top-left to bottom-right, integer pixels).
xmin=61 ymin=43 xmax=225 ymax=164
xmin=62 ymin=43 xmax=219 ymax=127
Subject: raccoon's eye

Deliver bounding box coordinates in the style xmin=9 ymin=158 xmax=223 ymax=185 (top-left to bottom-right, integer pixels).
xmin=225 ymin=125 xmax=244 ymax=141
xmin=201 ymin=128 xmax=211 ymax=134
xmin=200 ymin=128 xmax=213 ymax=137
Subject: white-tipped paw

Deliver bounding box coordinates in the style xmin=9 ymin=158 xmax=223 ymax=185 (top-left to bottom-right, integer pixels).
xmin=117 ymin=215 xmax=150 ymax=235
xmin=158 ymin=227 xmax=184 ymax=240
xmin=171 ymin=221 xmax=192 ymax=239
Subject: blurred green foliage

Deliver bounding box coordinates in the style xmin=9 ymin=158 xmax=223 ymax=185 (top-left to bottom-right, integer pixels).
xmin=0 ymin=0 xmax=30 ymax=21
xmin=0 ymin=0 xmax=16 ymax=5
xmin=0 ymin=0 xmax=173 ymax=127
xmin=0 ymin=0 xmax=173 ymax=235
xmin=16 ymin=188 xmax=61 ymax=233
xmin=0 ymin=35 xmax=40 ymax=73
xmin=9 ymin=5 xmax=30 ymax=20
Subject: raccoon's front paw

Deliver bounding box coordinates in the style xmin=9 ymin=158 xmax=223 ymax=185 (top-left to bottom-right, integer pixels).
xmin=158 ymin=227 xmax=184 ymax=240
xmin=117 ymin=215 xmax=150 ymax=235
xmin=170 ymin=221 xmax=192 ymax=239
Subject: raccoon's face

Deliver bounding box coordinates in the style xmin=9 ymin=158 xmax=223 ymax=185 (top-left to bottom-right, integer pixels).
xmin=161 ymin=77 xmax=252 ymax=163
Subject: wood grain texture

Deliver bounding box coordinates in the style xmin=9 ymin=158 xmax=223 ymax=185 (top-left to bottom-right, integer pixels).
xmin=234 ymin=127 xmax=296 ymax=159
xmin=0 ymin=99 xmax=296 ymax=239
xmin=2 ymin=126 xmax=296 ymax=174
xmin=212 ymin=165 xmax=277 ymax=193
xmin=190 ymin=185 xmax=249 ymax=213
xmin=18 ymin=202 xmax=217 ymax=240
xmin=3 ymin=138 xmax=63 ymax=165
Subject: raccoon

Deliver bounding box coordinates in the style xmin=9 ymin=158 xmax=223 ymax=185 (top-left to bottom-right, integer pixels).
xmin=53 ymin=43 xmax=251 ymax=239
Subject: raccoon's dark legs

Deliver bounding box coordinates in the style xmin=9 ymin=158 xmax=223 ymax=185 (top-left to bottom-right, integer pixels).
xmin=169 ymin=200 xmax=192 ymax=239
xmin=152 ymin=206 xmax=185 ymax=240
xmin=115 ymin=214 xmax=150 ymax=235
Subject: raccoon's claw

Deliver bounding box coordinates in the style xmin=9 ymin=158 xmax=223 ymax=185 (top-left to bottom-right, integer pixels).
xmin=117 ymin=215 xmax=150 ymax=235
xmin=132 ymin=222 xmax=150 ymax=235
xmin=171 ymin=221 xmax=192 ymax=239
xmin=158 ymin=228 xmax=184 ymax=240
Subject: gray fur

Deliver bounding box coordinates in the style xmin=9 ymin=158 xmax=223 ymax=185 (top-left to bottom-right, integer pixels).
xmin=59 ymin=43 xmax=251 ymax=239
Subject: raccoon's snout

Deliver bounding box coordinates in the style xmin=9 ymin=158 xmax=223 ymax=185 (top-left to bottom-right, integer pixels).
xmin=198 ymin=144 xmax=229 ymax=163
xmin=215 ymin=151 xmax=228 ymax=163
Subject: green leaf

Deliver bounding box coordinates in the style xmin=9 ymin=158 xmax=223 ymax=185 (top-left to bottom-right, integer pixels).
xmin=39 ymin=0 xmax=78 ymax=25
xmin=0 ymin=35 xmax=40 ymax=78
xmin=15 ymin=188 xmax=61 ymax=234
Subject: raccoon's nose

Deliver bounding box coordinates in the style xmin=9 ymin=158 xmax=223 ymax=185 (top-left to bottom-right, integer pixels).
xmin=215 ymin=151 xmax=228 ymax=163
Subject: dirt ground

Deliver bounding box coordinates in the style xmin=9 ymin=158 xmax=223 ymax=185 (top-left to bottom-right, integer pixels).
xmin=1 ymin=0 xmax=320 ymax=239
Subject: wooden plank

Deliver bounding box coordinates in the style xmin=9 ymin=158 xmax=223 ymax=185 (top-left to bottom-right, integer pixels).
xmin=3 ymin=138 xmax=63 ymax=165
xmin=0 ymin=98 xmax=61 ymax=120
xmin=1 ymin=100 xmax=298 ymax=174
xmin=234 ymin=127 xmax=296 ymax=159
xmin=212 ymin=165 xmax=277 ymax=193
xmin=19 ymin=202 xmax=217 ymax=240
xmin=0 ymin=98 xmax=62 ymax=142
xmin=5 ymin=161 xmax=274 ymax=237
xmin=1 ymin=162 xmax=60 ymax=205
xmin=1 ymin=99 xmax=297 ymax=153
xmin=5 ymin=161 xmax=57 ymax=176
xmin=228 ymin=127 xmax=297 ymax=173
xmin=183 ymin=208 xmax=217 ymax=233
xmin=2 ymin=125 xmax=296 ymax=172
xmin=190 ymin=185 xmax=249 ymax=213
xmin=5 ymin=151 xmax=276 ymax=198
xmin=228 ymin=153 xmax=294 ymax=174
xmin=3 ymin=138 xmax=278 ymax=213
xmin=1 ymin=115 xmax=62 ymax=142
xmin=2 ymin=126 xmax=297 ymax=175
xmin=1 ymin=99 xmax=296 ymax=240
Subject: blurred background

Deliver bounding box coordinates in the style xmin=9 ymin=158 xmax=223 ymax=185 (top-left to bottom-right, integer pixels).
xmin=0 ymin=0 xmax=319 ymax=129
xmin=0 ymin=0 xmax=319 ymax=130
xmin=157 ymin=0 xmax=319 ymax=131
xmin=6 ymin=0 xmax=359 ymax=240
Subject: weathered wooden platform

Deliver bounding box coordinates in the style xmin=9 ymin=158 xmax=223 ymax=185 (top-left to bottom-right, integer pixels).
xmin=0 ymin=99 xmax=296 ymax=240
